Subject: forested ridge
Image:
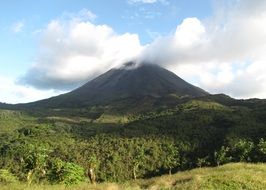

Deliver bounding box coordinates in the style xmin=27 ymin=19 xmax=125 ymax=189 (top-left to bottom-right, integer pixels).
xmin=1 ymin=94 xmax=266 ymax=186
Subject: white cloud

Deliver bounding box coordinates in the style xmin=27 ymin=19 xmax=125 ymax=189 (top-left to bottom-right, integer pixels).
xmin=138 ymin=0 xmax=266 ymax=98
xmin=0 ymin=76 xmax=62 ymax=104
xmin=20 ymin=15 xmax=143 ymax=90
xmin=11 ymin=21 xmax=24 ymax=33
xmin=174 ymin=18 xmax=205 ymax=48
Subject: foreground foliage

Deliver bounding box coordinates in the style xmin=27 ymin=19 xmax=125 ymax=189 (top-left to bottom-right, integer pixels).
xmin=0 ymin=95 xmax=266 ymax=186
xmin=1 ymin=163 xmax=266 ymax=190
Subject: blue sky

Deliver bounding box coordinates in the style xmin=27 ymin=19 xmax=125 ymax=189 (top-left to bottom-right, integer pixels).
xmin=1 ymin=0 xmax=266 ymax=103
xmin=0 ymin=0 xmax=212 ymax=76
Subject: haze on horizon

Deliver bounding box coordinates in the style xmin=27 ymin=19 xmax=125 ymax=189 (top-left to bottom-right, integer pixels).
xmin=1 ymin=0 xmax=266 ymax=104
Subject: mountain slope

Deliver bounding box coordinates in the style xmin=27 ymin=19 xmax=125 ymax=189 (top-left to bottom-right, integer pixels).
xmin=70 ymin=62 xmax=208 ymax=100
xmin=21 ymin=62 xmax=208 ymax=108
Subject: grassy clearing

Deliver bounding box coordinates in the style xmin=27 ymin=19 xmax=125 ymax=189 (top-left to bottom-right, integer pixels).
xmin=136 ymin=163 xmax=266 ymax=190
xmin=0 ymin=183 xmax=139 ymax=190
xmin=1 ymin=163 xmax=266 ymax=190
xmin=0 ymin=110 xmax=35 ymax=133
xmin=182 ymin=100 xmax=229 ymax=111
xmin=95 ymin=114 xmax=128 ymax=124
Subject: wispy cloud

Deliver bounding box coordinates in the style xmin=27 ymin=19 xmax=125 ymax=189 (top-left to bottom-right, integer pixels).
xmin=66 ymin=8 xmax=97 ymax=22
xmin=146 ymin=29 xmax=161 ymax=40
xmin=11 ymin=20 xmax=25 ymax=33
xmin=129 ymin=0 xmax=156 ymax=4
xmin=128 ymin=0 xmax=169 ymax=5
xmin=123 ymin=7 xmax=162 ymax=20
xmin=32 ymin=29 xmax=43 ymax=36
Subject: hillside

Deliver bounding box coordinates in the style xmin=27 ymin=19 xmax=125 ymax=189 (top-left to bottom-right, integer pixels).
xmin=135 ymin=163 xmax=266 ymax=190
xmin=1 ymin=163 xmax=266 ymax=190
xmin=1 ymin=96 xmax=266 ymax=186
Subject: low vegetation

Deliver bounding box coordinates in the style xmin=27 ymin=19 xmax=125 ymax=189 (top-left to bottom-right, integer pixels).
xmin=0 ymin=95 xmax=266 ymax=189
xmin=1 ymin=163 xmax=266 ymax=190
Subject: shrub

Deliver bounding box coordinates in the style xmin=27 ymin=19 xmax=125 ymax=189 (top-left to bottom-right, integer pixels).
xmin=0 ymin=169 xmax=18 ymax=184
xmin=214 ymin=146 xmax=231 ymax=166
xmin=49 ymin=159 xmax=85 ymax=185
xmin=229 ymin=139 xmax=254 ymax=162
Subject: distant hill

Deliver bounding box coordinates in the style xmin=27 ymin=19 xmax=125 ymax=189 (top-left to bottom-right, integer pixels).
xmin=0 ymin=102 xmax=13 ymax=109
xmin=13 ymin=62 xmax=208 ymax=109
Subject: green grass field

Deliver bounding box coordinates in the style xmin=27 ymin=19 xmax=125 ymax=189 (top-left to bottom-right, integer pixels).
xmin=1 ymin=163 xmax=266 ymax=190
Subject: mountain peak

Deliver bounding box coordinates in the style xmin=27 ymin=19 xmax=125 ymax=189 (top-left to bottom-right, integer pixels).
xmin=65 ymin=62 xmax=208 ymax=104
xmin=119 ymin=61 xmax=153 ymax=70
xmin=123 ymin=61 xmax=138 ymax=68
xmin=20 ymin=62 xmax=209 ymax=108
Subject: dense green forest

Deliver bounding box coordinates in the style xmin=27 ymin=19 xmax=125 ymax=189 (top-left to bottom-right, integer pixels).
xmin=1 ymin=94 xmax=266 ymax=186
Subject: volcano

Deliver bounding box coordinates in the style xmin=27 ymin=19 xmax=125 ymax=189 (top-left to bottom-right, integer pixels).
xmin=15 ymin=62 xmax=209 ymax=108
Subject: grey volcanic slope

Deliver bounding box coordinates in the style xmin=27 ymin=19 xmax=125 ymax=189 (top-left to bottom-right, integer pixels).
xmin=20 ymin=63 xmax=209 ymax=108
